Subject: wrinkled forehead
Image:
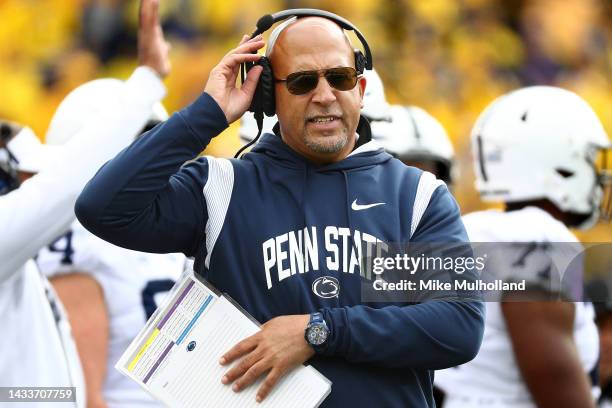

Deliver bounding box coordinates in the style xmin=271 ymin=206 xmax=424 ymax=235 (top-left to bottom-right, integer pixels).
xmin=268 ymin=17 xmax=355 ymax=74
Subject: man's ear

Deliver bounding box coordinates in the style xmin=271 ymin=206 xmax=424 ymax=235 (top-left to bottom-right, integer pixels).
xmin=358 ymin=76 xmax=367 ymax=108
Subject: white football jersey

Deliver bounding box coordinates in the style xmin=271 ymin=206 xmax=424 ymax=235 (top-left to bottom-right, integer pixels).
xmin=37 ymin=221 xmax=187 ymax=408
xmin=0 ymin=67 xmax=165 ymax=408
xmin=435 ymin=207 xmax=600 ymax=408
xmin=0 ymin=261 xmax=85 ymax=407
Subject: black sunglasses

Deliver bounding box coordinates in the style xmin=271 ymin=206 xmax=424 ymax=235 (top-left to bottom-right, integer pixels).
xmin=275 ymin=67 xmax=359 ymax=95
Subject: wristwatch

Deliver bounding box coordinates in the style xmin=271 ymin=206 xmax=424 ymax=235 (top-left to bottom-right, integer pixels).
xmin=305 ymin=312 xmax=330 ymax=352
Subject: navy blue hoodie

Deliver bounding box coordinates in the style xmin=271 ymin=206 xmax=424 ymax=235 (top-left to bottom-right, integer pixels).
xmin=76 ymin=92 xmax=484 ymax=407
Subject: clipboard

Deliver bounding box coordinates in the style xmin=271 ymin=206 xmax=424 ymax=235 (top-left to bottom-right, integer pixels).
xmin=116 ymin=272 xmax=331 ymax=407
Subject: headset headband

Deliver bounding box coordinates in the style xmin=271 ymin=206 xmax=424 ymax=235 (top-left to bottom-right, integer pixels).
xmin=249 ymin=9 xmax=373 ymax=70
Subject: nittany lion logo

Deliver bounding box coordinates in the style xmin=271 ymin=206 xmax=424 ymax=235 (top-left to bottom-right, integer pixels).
xmin=312 ymin=276 xmax=340 ymax=298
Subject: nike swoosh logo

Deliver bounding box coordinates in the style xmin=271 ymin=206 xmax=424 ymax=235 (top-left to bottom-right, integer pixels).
xmin=351 ymin=199 xmax=385 ymax=211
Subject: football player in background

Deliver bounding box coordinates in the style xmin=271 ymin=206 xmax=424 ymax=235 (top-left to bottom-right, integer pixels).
xmin=360 ymin=68 xmax=392 ymax=123
xmin=27 ymin=85 xmax=185 ymax=408
xmin=357 ymin=69 xmax=455 ymax=185
xmin=371 ymin=104 xmax=455 ymax=186
xmin=0 ymin=0 xmax=170 ymax=405
xmin=37 ymin=217 xmax=186 ymax=408
xmin=435 ymin=86 xmax=610 ymax=408
xmin=25 ymin=2 xmax=181 ymax=407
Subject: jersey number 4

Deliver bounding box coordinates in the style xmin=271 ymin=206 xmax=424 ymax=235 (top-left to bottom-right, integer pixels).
xmin=47 ymin=230 xmax=75 ymax=265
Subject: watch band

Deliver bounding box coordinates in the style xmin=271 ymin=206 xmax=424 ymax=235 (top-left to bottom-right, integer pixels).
xmin=310 ymin=312 xmax=324 ymax=326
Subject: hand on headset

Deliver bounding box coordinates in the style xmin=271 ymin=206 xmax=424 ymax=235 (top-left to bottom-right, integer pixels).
xmin=204 ymin=35 xmax=265 ymax=124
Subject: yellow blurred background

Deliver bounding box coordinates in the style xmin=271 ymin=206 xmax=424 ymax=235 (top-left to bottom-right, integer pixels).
xmin=0 ymin=0 xmax=610 ymax=244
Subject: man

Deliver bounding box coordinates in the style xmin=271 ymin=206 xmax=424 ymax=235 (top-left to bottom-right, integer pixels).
xmin=372 ymin=104 xmax=455 ymax=185
xmin=0 ymin=0 xmax=169 ymax=404
xmin=435 ymin=86 xmax=608 ymax=408
xmin=76 ymin=14 xmax=484 ymax=406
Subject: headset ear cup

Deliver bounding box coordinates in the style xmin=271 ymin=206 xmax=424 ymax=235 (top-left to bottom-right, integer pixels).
xmin=258 ymin=57 xmax=276 ymax=116
xmin=247 ymin=57 xmax=275 ymax=117
xmin=354 ymin=50 xmax=366 ymax=75
xmin=246 ymin=60 xmax=262 ymax=114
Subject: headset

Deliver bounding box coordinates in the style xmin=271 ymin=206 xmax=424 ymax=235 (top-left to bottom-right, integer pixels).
xmin=235 ymin=9 xmax=373 ymax=158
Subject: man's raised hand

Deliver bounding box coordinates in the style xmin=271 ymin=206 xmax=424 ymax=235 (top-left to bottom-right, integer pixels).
xmin=138 ymin=0 xmax=171 ymax=78
xmin=204 ymin=35 xmax=265 ymax=124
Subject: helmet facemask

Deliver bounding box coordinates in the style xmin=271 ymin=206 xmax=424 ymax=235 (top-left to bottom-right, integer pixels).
xmin=0 ymin=122 xmax=21 ymax=195
xmin=595 ymin=146 xmax=612 ymax=222
xmin=0 ymin=149 xmax=19 ymax=196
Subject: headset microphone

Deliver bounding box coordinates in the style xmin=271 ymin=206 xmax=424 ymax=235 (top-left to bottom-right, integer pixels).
xmin=254 ymin=14 xmax=274 ymax=35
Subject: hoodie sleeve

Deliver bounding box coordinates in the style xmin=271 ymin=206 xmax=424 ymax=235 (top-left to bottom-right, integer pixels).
xmin=320 ymin=185 xmax=485 ymax=369
xmin=0 ymin=67 xmax=165 ymax=284
xmin=75 ymin=92 xmax=228 ymax=256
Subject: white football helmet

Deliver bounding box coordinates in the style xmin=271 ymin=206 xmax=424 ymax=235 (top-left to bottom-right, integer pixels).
xmin=45 ymin=78 xmax=168 ymax=146
xmin=239 ymin=112 xmax=277 ymax=145
xmin=372 ymin=104 xmax=455 ymax=184
xmin=361 ymin=69 xmax=391 ymax=122
xmin=472 ymin=86 xmax=611 ymax=229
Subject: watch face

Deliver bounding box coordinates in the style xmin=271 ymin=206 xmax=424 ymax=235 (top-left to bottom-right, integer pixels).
xmin=307 ymin=324 xmax=328 ymax=346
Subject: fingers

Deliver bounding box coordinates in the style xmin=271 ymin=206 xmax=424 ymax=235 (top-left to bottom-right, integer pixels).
xmin=136 ymin=0 xmax=170 ymax=77
xmin=216 ymin=53 xmax=262 ymax=85
xmin=240 ymin=64 xmax=263 ymax=96
xmin=139 ymin=0 xmax=159 ymax=32
xmin=239 ymin=34 xmax=250 ymax=45
xmin=256 ymin=367 xmax=284 ymax=402
xmin=216 ymin=35 xmax=263 ymax=87
xmin=149 ymin=0 xmax=159 ymax=23
xmin=220 ymin=335 xmax=257 ymax=365
xmin=218 ymin=35 xmax=264 ymax=74
xmin=230 ymin=359 xmax=270 ymax=392
xmin=225 ymin=35 xmax=264 ymax=58
xmin=221 ymin=349 xmax=261 ymax=385
xmin=223 ymin=53 xmax=263 ymax=67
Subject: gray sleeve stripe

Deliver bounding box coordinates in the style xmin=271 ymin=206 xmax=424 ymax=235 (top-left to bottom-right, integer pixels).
xmin=203 ymin=157 xmax=234 ymax=268
xmin=410 ymin=171 xmax=445 ymax=238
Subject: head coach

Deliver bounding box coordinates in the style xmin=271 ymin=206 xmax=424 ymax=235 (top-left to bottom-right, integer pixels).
xmin=76 ymin=8 xmax=484 ymax=407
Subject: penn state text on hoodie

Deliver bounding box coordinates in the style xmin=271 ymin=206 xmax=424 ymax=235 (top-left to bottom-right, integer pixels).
xmin=76 ymin=92 xmax=484 ymax=407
